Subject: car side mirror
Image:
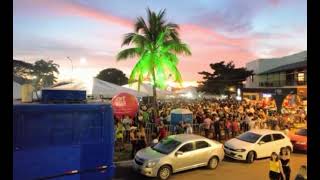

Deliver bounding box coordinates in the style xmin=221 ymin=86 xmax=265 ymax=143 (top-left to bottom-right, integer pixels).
xmin=175 ymin=151 xmax=183 ymax=156
xmin=258 ymin=141 xmax=265 ymax=145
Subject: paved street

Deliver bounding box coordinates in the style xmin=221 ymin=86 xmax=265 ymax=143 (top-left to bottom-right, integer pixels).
xmin=113 ymin=152 xmax=306 ymax=180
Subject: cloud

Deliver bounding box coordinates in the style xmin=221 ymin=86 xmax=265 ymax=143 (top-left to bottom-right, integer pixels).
xmin=13 ymin=0 xmax=306 ymax=81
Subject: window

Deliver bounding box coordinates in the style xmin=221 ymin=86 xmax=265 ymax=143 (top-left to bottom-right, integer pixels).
xmin=179 ymin=143 xmax=194 ymax=152
xmin=152 ymin=138 xmax=182 ymax=154
xmin=196 ymin=141 xmax=210 ymax=149
xmin=260 ymin=135 xmax=272 ymax=143
xmin=273 ymin=134 xmax=285 ymax=141
xmin=236 ymin=132 xmax=262 ymax=143
xmin=298 ymin=72 xmax=305 ymax=82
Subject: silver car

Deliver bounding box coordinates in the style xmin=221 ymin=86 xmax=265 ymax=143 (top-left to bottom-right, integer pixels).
xmin=133 ymin=134 xmax=224 ymax=180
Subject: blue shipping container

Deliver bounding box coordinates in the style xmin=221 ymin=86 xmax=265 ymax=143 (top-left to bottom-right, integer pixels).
xmin=41 ymin=89 xmax=86 ymax=103
xmin=13 ymin=104 xmax=115 ymax=180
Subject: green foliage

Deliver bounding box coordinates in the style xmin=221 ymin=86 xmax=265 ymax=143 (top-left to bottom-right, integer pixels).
xmin=96 ymin=68 xmax=128 ymax=85
xmin=116 ymin=8 xmax=191 ymax=91
xmin=31 ymin=60 xmax=60 ymax=90
xmin=13 ymin=59 xmax=59 ymax=88
xmin=13 ymin=59 xmax=34 ymax=80
xmin=198 ymin=61 xmax=253 ymax=94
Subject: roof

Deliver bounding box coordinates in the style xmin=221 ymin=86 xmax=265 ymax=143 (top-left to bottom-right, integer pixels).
xmin=168 ymin=134 xmax=207 ymax=142
xmin=248 ymin=129 xmax=284 ymax=135
xmin=171 ymin=108 xmax=193 ymax=114
xmin=259 ymin=60 xmax=307 ymax=75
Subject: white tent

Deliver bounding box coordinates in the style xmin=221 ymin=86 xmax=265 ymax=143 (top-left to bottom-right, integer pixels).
xmin=122 ymin=82 xmax=172 ymax=98
xmin=13 ymin=81 xmax=21 ymax=100
xmin=51 ymin=81 xmax=88 ymax=91
xmin=92 ymin=78 xmax=148 ymax=98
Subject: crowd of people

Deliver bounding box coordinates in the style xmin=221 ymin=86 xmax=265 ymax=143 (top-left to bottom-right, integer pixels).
xmin=114 ymin=98 xmax=307 ymax=158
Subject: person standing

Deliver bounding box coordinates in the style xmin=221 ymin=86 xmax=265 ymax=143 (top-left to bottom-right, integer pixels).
xmin=115 ymin=121 xmax=125 ymax=151
xmin=203 ymin=115 xmax=212 ymax=138
xmin=269 ymin=152 xmax=285 ymax=180
xmin=129 ymin=126 xmax=137 ymax=159
xmin=122 ymin=115 xmax=132 ymax=143
xmin=225 ymin=118 xmax=232 ymax=140
xmin=213 ymin=116 xmax=221 ymax=141
xmin=231 ymin=118 xmax=240 ymax=137
xmin=176 ymin=121 xmax=185 ymax=134
xmin=185 ymin=123 xmax=193 ymax=134
xmin=280 ymin=147 xmax=291 ymax=180
xmin=157 ymin=121 xmax=167 ymax=141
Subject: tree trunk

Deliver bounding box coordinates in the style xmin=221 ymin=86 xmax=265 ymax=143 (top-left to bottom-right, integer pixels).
xmin=151 ymin=65 xmax=158 ymax=118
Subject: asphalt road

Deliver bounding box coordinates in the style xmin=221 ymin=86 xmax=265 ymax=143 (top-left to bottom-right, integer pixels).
xmin=113 ymin=152 xmax=306 ymax=180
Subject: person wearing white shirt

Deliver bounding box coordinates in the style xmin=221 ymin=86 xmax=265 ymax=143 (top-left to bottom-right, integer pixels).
xmin=185 ymin=123 xmax=193 ymax=134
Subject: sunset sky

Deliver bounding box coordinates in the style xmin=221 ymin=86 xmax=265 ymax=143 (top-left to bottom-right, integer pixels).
xmin=13 ymin=0 xmax=307 ymax=83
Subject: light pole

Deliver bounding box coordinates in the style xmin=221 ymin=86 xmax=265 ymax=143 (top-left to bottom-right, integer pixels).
xmin=66 ymin=57 xmax=74 ymax=82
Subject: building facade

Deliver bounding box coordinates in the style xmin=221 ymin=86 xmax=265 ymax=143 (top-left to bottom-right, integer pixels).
xmin=245 ymin=50 xmax=307 ymax=89
xmin=242 ymin=51 xmax=307 ymax=112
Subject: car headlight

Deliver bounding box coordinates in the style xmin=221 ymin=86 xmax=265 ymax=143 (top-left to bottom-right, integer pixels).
xmin=296 ymin=141 xmax=307 ymax=145
xmin=146 ymin=160 xmax=159 ymax=168
xmin=235 ymin=149 xmax=246 ymax=152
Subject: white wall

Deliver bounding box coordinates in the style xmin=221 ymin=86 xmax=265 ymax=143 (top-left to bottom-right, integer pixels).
xmin=245 ymin=51 xmax=307 ymax=88
xmin=13 ymin=81 xmax=21 ymax=99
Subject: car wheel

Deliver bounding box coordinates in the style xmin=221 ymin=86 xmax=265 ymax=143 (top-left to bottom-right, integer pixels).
xmin=208 ymin=157 xmax=219 ymax=169
xmin=246 ymin=151 xmax=255 ymax=164
xmin=157 ymin=165 xmax=172 ymax=180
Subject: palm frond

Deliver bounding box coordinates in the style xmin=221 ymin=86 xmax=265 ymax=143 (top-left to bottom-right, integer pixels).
xmin=121 ymin=33 xmax=136 ymax=47
xmin=134 ymin=16 xmax=148 ymax=33
xmin=116 ymin=48 xmax=142 ymax=61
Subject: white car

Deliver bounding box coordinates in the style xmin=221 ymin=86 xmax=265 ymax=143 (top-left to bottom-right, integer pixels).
xmin=224 ymin=129 xmax=293 ymax=163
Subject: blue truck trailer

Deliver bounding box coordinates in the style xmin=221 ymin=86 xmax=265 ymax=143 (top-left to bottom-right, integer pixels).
xmin=41 ymin=89 xmax=87 ymax=103
xmin=13 ymin=103 xmax=115 ymax=180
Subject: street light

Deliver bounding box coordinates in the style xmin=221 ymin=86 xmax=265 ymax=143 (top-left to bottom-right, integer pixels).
xmin=66 ymin=57 xmax=74 ymax=82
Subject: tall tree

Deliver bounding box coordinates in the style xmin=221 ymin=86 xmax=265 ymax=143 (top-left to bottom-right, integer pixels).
xmin=13 ymin=59 xmax=34 ymax=80
xmin=198 ymin=61 xmax=253 ymax=94
xmin=116 ymin=8 xmax=191 ymax=115
xmin=31 ymin=60 xmax=60 ymax=93
xmin=96 ymin=68 xmax=128 ymax=85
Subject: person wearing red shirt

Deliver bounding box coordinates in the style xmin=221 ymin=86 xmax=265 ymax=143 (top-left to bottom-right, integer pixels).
xmin=157 ymin=121 xmax=167 ymax=141
xmin=231 ymin=118 xmax=240 ymax=137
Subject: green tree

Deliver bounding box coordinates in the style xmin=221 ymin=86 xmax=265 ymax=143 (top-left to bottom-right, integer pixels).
xmin=13 ymin=59 xmax=34 ymax=80
xmin=198 ymin=61 xmax=253 ymax=95
xmin=31 ymin=60 xmax=60 ymax=95
xmin=116 ymin=8 xmax=191 ymax=115
xmin=96 ymin=68 xmax=128 ymax=85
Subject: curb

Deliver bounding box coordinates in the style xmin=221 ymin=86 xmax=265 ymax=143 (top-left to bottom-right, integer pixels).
xmin=114 ymin=160 xmax=133 ymax=166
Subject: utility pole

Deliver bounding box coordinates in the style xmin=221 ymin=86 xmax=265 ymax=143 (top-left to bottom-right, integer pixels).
xmin=66 ymin=57 xmax=74 ymax=82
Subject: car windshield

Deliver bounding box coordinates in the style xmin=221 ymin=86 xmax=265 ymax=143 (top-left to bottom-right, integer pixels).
xmin=236 ymin=132 xmax=262 ymax=143
xmin=152 ymin=137 xmax=181 ymax=154
xmin=295 ymin=129 xmax=307 ymax=136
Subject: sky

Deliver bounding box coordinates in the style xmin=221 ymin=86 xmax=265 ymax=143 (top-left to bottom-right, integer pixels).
xmin=13 ymin=0 xmax=307 ymax=84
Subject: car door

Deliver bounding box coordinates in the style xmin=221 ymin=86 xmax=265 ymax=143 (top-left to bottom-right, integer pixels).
xmin=272 ymin=133 xmax=286 ymax=153
xmin=255 ymin=134 xmax=274 ymax=158
xmin=194 ymin=141 xmax=212 ymax=166
xmin=173 ymin=142 xmax=196 ymax=172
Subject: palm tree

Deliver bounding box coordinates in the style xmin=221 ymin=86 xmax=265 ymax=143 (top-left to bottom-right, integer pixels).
xmin=116 ymin=8 xmax=191 ymax=115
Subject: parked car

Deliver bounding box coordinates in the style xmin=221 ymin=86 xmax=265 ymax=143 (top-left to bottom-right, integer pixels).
xmin=133 ymin=134 xmax=224 ymax=180
xmin=224 ymin=129 xmax=293 ymax=163
xmin=288 ymin=128 xmax=307 ymax=152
